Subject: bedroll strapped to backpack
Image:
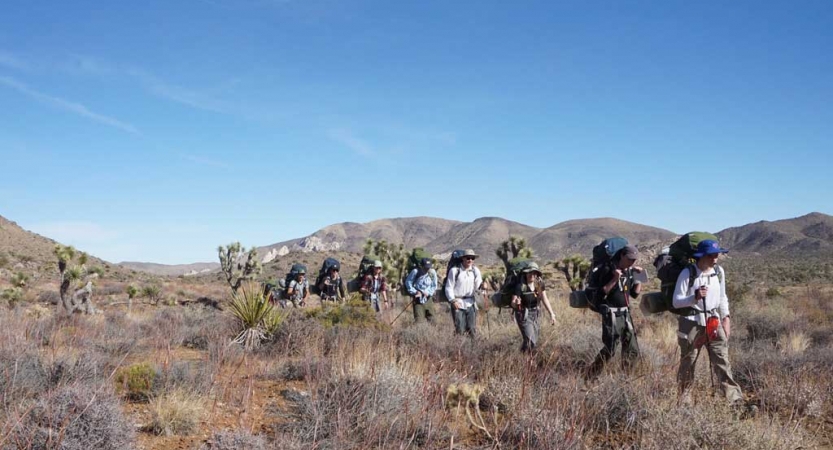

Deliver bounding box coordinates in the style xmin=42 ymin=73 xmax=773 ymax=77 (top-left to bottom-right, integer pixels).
xmin=311 ymin=257 xmax=340 ymax=296
xmin=399 ymin=248 xmax=434 ymax=297
xmin=347 ymin=255 xmax=379 ymax=293
xmin=278 ymin=263 xmax=307 ymax=299
xmin=437 ymin=249 xmax=465 ymax=303
xmin=491 ymin=257 xmax=533 ymax=308
xmin=642 ymin=232 xmax=719 ymax=315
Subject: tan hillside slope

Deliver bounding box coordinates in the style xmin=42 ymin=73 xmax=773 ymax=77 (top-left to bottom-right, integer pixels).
xmin=425 ymin=217 xmax=542 ymax=262
xmin=528 ymin=217 xmax=676 ymax=261
xmin=717 ymin=212 xmax=833 ymax=258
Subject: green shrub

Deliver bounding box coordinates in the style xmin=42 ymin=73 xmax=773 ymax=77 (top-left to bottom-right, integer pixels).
xmin=115 ymin=362 xmax=155 ymax=401
xmin=304 ymin=298 xmax=389 ymax=331
xmin=765 ymin=287 xmax=782 ymax=299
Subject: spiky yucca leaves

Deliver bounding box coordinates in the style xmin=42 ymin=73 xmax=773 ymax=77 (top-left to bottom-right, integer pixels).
xmin=11 ymin=271 xmax=28 ymax=288
xmin=495 ymin=236 xmax=534 ymax=271
xmin=553 ymin=255 xmax=591 ymax=292
xmin=363 ymin=239 xmax=409 ymax=289
xmin=218 ymin=242 xmax=262 ymax=294
xmin=229 ymin=282 xmax=285 ymax=349
xmin=2 ymin=287 xmax=23 ymax=306
xmin=54 ymin=244 xmax=97 ymax=314
xmin=142 ymin=285 xmax=162 ymax=304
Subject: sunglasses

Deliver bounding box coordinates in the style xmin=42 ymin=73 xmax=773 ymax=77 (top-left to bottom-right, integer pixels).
xmin=463 ymin=257 xmax=475 ymax=261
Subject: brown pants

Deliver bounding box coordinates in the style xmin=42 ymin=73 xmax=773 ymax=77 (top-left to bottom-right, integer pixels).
xmin=677 ymin=318 xmax=743 ymax=403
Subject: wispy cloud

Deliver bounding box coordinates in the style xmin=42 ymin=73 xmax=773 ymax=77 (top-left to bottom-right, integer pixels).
xmin=182 ymin=154 xmax=233 ymax=170
xmin=65 ymin=55 xmax=228 ymax=113
xmin=0 ymin=76 xmax=141 ymax=135
xmin=0 ymin=50 xmax=29 ymax=71
xmin=327 ymin=128 xmax=374 ymax=157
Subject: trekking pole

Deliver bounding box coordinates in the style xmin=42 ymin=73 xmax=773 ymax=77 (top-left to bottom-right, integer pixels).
xmin=702 ymin=297 xmax=715 ymax=393
xmin=390 ymin=297 xmax=415 ymax=326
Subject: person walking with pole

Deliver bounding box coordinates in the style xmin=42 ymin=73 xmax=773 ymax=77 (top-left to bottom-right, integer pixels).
xmin=405 ymin=258 xmax=438 ymax=324
xmin=673 ymin=239 xmax=753 ymax=416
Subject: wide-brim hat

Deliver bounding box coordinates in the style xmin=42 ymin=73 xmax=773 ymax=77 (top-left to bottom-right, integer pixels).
xmin=373 ymin=260 xmax=383 ymax=268
xmin=461 ymin=249 xmax=478 ymax=259
xmin=521 ymin=262 xmax=542 ymax=275
xmin=693 ymin=239 xmax=729 ymax=258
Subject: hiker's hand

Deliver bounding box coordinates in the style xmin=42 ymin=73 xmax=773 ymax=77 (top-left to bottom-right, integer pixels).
xmin=453 ymin=299 xmax=464 ymax=310
xmin=511 ymin=295 xmax=521 ymax=309
xmin=613 ymin=268 xmax=623 ymax=278
xmin=723 ymin=316 xmax=731 ymax=339
xmin=549 ymin=312 xmax=556 ymax=325
xmin=632 ymin=266 xmax=644 ymax=273
xmin=695 ymin=285 xmax=708 ymax=300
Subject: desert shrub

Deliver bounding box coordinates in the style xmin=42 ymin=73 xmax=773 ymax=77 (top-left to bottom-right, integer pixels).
xmin=199 ymin=429 xmax=268 ymax=450
xmin=1 ymin=287 xmax=23 ymax=307
xmin=148 ymin=389 xmax=204 ymax=436
xmin=304 ymin=299 xmax=388 ymax=331
xmin=272 ymin=358 xmax=333 ymax=382
xmin=229 ymin=283 xmax=285 ymax=349
xmin=764 ymin=286 xmax=782 ymax=298
xmin=261 ymin=314 xmax=326 ymax=358
xmin=8 ymin=384 xmax=134 ymax=450
xmin=0 ymin=252 xmax=9 ymax=269
xmin=96 ymin=282 xmax=125 ymax=296
xmin=0 ymin=350 xmax=48 ymax=405
xmin=36 ymin=290 xmax=60 ymax=305
xmin=115 ymin=362 xmax=155 ymax=401
xmin=154 ymin=361 xmax=212 ymax=396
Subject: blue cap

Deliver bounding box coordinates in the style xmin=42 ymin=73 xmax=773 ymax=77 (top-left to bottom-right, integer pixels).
xmin=693 ymin=239 xmax=729 ymax=258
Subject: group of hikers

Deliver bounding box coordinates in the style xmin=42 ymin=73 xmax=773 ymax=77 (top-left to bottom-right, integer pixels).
xmin=268 ymin=234 xmax=755 ymax=413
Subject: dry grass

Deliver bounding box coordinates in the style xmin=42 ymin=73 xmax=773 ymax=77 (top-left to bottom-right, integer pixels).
xmin=0 ymin=276 xmax=831 ymax=449
xmin=147 ymin=389 xmax=205 ymax=436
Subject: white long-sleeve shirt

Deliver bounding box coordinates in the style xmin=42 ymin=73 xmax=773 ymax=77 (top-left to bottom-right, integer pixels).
xmin=444 ymin=266 xmax=482 ymax=309
xmin=673 ymin=264 xmax=730 ymax=325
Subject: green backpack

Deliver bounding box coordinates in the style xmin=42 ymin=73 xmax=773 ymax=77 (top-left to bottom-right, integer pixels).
xmin=347 ymin=255 xmax=379 ymax=293
xmin=644 ymin=232 xmax=721 ymax=315
xmin=492 ymin=258 xmax=533 ymax=308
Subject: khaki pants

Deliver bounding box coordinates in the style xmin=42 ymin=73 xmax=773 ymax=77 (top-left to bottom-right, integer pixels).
xmin=412 ymin=299 xmax=434 ymax=323
xmin=514 ymin=308 xmax=540 ymax=353
xmin=677 ymin=318 xmax=743 ymax=403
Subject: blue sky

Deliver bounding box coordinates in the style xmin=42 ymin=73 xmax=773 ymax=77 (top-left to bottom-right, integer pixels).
xmin=1 ymin=0 xmax=831 ymax=264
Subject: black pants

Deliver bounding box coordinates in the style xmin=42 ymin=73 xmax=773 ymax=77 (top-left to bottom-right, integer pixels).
xmin=587 ymin=310 xmax=639 ymax=378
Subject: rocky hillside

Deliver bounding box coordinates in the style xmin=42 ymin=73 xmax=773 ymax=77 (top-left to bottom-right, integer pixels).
xmin=529 ymin=218 xmax=677 ymax=261
xmin=717 ymin=212 xmax=833 ymax=258
xmin=117 ymin=261 xmax=221 ymax=277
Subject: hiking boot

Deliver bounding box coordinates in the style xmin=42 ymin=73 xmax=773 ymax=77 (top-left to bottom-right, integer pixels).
xmin=679 ymin=391 xmax=694 ymax=408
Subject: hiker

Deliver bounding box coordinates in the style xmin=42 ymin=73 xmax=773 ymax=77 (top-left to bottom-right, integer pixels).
xmin=586 ymin=245 xmax=644 ymax=377
xmin=511 ymin=262 xmax=556 ymax=353
xmin=360 ymin=260 xmax=389 ymax=312
xmin=673 ymin=239 xmax=745 ymax=406
xmin=405 ymin=257 xmax=438 ymax=323
xmin=286 ymin=269 xmax=309 ymax=308
xmin=318 ymin=265 xmax=346 ymax=303
xmin=444 ymin=249 xmax=483 ymax=337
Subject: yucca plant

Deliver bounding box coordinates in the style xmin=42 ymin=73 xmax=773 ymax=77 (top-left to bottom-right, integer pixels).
xmin=229 ymin=282 xmax=284 ymax=349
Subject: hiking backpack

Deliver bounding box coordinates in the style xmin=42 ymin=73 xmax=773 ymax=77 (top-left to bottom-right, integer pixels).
xmin=277 ymin=263 xmax=307 ymax=299
xmin=347 ymin=255 xmax=378 ymax=293
xmin=311 ymin=257 xmax=341 ymax=296
xmin=571 ymin=237 xmax=629 ymax=310
xmin=399 ymin=248 xmax=434 ymax=297
xmin=437 ymin=249 xmax=465 ymax=302
xmin=491 ymin=257 xmax=533 ymax=308
xmin=643 ymin=232 xmax=721 ymax=315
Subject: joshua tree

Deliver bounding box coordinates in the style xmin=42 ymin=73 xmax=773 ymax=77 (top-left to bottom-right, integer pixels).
xmin=126 ymin=285 xmax=139 ymax=311
xmin=141 ymin=285 xmax=162 ymax=305
xmin=363 ymin=239 xmax=409 ymax=294
xmin=218 ymin=242 xmax=262 ymax=294
xmin=553 ymin=255 xmax=591 ymax=292
xmin=54 ymin=244 xmax=97 ymax=314
xmin=495 ymin=236 xmax=534 ymax=271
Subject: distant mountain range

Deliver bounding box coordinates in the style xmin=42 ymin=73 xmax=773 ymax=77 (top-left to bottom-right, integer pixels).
xmin=2 ymin=212 xmax=832 ymax=276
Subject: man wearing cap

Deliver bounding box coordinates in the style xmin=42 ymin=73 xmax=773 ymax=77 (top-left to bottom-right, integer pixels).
xmin=361 ymin=260 xmax=389 ymax=312
xmin=286 ymin=269 xmax=309 ymax=308
xmin=511 ymin=262 xmax=557 ymax=353
xmin=673 ymin=239 xmax=746 ymax=407
xmin=586 ymin=245 xmax=644 ymax=378
xmin=444 ymin=249 xmax=483 ymax=337
xmin=405 ymin=257 xmax=438 ymax=323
